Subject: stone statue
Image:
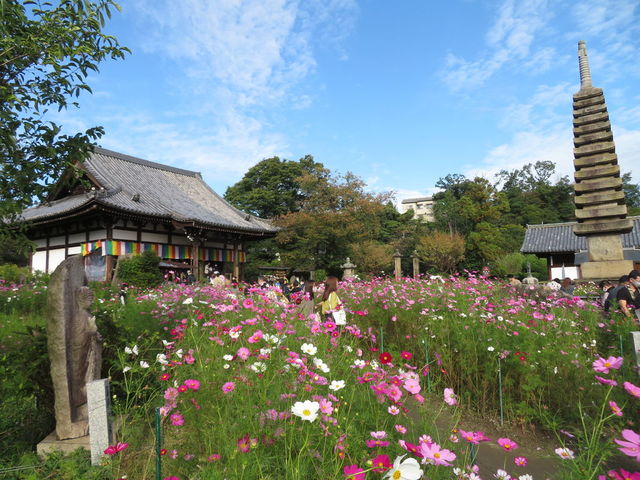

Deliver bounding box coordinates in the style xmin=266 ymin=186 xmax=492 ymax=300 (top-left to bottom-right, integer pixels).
xmin=47 ymin=255 xmax=102 ymax=440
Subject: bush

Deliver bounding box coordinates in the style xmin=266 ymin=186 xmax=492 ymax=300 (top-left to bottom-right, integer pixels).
xmin=0 ymin=264 xmax=30 ymax=283
xmin=116 ymin=251 xmax=163 ymax=288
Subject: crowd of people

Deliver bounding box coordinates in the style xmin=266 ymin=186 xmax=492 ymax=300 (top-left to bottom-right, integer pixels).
xmin=600 ymin=269 xmax=640 ymax=320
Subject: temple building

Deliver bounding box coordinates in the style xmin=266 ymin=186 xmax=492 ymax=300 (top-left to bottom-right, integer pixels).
xmin=521 ymin=217 xmax=640 ymax=279
xmin=19 ymin=147 xmax=277 ymax=281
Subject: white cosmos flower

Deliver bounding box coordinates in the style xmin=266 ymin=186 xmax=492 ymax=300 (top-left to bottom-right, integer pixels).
xmin=123 ymin=366 xmax=131 ymax=373
xmin=250 ymin=362 xmax=267 ymax=373
xmin=555 ymin=447 xmax=575 ymax=459
xmin=383 ymin=455 xmax=423 ymax=480
xmin=124 ymin=345 xmax=139 ymax=356
xmin=223 ymin=363 xmax=230 ymax=369
xmin=162 ymin=340 xmax=174 ymax=348
xmin=229 ymin=331 xmax=240 ymax=339
xmin=313 ymin=358 xmax=330 ymax=373
xmin=291 ymin=400 xmax=320 ymax=422
xmin=300 ymin=343 xmax=317 ymax=356
xmin=329 ymin=380 xmax=345 ymax=391
xmin=156 ymin=353 xmax=168 ymax=365
xmin=139 ymin=361 xmax=150 ymax=369
xmin=182 ymin=297 xmax=193 ymax=305
xmin=487 ymin=346 xmax=495 ymax=352
xmin=175 ymin=349 xmax=183 ymax=358
xmin=223 ymin=354 xmax=234 ymax=361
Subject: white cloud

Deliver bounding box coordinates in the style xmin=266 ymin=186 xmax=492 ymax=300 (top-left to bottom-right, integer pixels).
xmin=464 ymin=127 xmax=574 ymax=183
xmin=441 ymin=0 xmax=552 ymax=91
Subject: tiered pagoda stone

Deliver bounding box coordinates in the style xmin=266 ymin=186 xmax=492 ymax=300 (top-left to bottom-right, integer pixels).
xmin=572 ymin=41 xmax=634 ymax=279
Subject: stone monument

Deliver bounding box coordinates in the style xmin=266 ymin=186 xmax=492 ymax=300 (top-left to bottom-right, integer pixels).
xmin=341 ymin=257 xmax=357 ymax=280
xmin=47 ymin=255 xmax=102 ymax=439
xmin=571 ymin=40 xmax=634 ymax=279
xmin=393 ymin=250 xmax=402 ymax=281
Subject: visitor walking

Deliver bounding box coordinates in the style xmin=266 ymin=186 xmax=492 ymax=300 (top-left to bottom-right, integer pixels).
xmin=318 ymin=276 xmax=345 ymax=324
xmin=617 ymin=270 xmax=640 ymax=321
xmin=297 ymin=281 xmax=315 ymax=318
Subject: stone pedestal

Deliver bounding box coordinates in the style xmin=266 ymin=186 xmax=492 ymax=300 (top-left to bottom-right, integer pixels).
xmin=411 ymin=251 xmax=419 ymax=279
xmin=87 ymin=379 xmax=113 ymax=465
xmin=580 ymin=260 xmax=634 ymax=280
xmin=37 ymin=432 xmax=89 ymax=457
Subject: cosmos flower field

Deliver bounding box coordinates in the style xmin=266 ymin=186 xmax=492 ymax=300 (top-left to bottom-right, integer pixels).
xmin=97 ymin=276 xmax=639 ymax=479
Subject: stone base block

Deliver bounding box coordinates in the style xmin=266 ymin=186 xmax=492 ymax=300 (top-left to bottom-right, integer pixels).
xmin=580 ymin=260 xmax=634 ymax=280
xmin=37 ymin=431 xmax=89 ymax=457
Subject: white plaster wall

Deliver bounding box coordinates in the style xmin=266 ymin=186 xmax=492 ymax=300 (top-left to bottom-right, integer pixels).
xmin=141 ymin=232 xmax=169 ymax=244
xmin=49 ymin=235 xmax=66 ymax=246
xmin=68 ymin=246 xmax=81 ymax=255
xmin=32 ymin=251 xmax=47 ymax=273
xmin=172 ymin=235 xmax=191 ymax=246
xmin=48 ymin=248 xmax=67 ymax=273
xmin=89 ymin=229 xmax=107 ymax=241
xmin=68 ymin=233 xmax=86 ymax=244
xmin=112 ymin=229 xmax=138 ymax=241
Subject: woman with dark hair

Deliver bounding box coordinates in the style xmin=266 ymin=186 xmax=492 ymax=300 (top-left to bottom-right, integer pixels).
xmin=319 ymin=276 xmax=342 ymax=321
xmin=297 ymin=280 xmax=315 ymax=317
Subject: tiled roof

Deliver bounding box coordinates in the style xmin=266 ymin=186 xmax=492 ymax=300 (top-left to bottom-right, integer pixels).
xmin=521 ymin=216 xmax=640 ymax=253
xmin=21 ymin=147 xmax=277 ymax=235
xmin=401 ymin=196 xmax=433 ymax=203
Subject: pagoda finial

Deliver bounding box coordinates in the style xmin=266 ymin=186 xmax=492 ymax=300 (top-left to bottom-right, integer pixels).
xmin=578 ymin=40 xmax=592 ymax=89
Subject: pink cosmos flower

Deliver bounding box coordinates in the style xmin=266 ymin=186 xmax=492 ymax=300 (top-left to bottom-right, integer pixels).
xmin=319 ymin=398 xmax=334 ymax=415
xmin=403 ymin=378 xmax=421 ymax=395
xmin=242 ymin=298 xmax=253 ymax=309
xmin=615 ymin=429 xmax=640 ymax=461
xmin=595 ymin=376 xmax=618 ymax=387
xmin=444 ymin=387 xmax=457 ymax=406
xmin=400 ymin=351 xmax=413 ymax=360
xmin=606 ymin=469 xmax=640 ymax=480
xmin=418 ymin=442 xmax=456 ymax=466
xmin=514 ymin=456 xmax=528 ymax=467
xmin=592 ymin=356 xmax=623 ymax=374
xmin=497 ymin=438 xmax=518 ymax=451
xmin=183 ymin=379 xmax=200 ymax=391
xmin=237 ymin=434 xmax=252 ymax=453
xmin=395 ymin=424 xmax=407 ymax=434
xmin=624 ymin=381 xmax=640 ymax=399
xmin=170 ymin=413 xmax=184 ymax=426
xmin=388 ymin=405 xmax=400 ymax=415
xmin=366 ymin=439 xmax=390 ymax=448
xmin=247 ymin=330 xmax=263 ymax=343
xmin=222 ymin=382 xmax=235 ymax=394
xmin=609 ymin=401 xmax=623 ymax=417
xmin=236 ymin=347 xmax=250 ymax=360
xmin=370 ymin=431 xmax=387 ymax=439
xmin=104 ymin=442 xmax=128 ymax=455
xmin=207 ymin=453 xmax=221 ymax=462
xmin=343 ymin=464 xmax=365 ymax=480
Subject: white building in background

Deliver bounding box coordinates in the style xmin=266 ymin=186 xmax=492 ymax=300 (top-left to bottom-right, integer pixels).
xmin=400 ymin=197 xmax=435 ymax=222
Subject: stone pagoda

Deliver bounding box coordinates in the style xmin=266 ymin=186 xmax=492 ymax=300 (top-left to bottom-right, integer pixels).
xmin=572 ymin=40 xmax=634 ymax=279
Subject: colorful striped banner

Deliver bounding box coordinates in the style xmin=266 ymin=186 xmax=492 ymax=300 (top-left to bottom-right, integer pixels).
xmin=81 ymin=240 xmax=102 ymax=256
xmin=80 ymin=240 xmax=245 ymax=262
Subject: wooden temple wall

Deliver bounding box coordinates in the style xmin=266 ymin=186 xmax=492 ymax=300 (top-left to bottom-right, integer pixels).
xmin=29 ymin=217 xmax=244 ymax=278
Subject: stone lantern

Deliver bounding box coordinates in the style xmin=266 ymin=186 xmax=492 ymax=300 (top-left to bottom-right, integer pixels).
xmin=341 ymin=257 xmax=357 ymax=280
xmin=393 ymin=250 xmax=402 ymax=281
xmin=410 ymin=250 xmax=419 ymax=279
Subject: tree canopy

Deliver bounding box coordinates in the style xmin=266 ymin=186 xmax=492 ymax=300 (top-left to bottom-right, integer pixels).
xmin=0 ymin=0 xmax=128 ymax=245
xmin=224 ymin=155 xmax=327 ymax=218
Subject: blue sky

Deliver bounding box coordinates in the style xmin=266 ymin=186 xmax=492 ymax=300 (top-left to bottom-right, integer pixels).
xmin=59 ymin=0 xmax=640 ymax=204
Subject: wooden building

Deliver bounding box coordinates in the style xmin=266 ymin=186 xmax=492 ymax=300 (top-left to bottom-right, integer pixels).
xmin=521 ymin=216 xmax=640 ymax=280
xmin=19 ymin=147 xmax=277 ymax=281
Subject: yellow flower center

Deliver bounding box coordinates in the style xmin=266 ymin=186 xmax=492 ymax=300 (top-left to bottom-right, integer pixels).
xmin=434 ymin=452 xmax=440 ymax=458
xmin=392 ymin=471 xmax=401 ymax=480
xmin=604 ymin=362 xmax=611 ymax=367
xmin=303 ymin=409 xmax=311 ymax=416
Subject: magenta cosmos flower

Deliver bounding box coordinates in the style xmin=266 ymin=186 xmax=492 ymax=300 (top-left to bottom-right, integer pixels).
xmin=343 ymin=464 xmax=366 ymax=480
xmin=222 ymin=381 xmax=235 ymax=394
xmin=615 ymin=429 xmax=640 ymax=461
xmin=497 ymin=437 xmax=518 ymax=451
xmin=592 ymin=356 xmax=623 ymax=374
xmin=104 ymin=442 xmax=128 ymax=455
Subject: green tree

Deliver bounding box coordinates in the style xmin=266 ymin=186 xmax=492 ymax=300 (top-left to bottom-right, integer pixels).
xmin=415 ymin=231 xmax=465 ymax=274
xmin=275 ymin=171 xmax=393 ymax=275
xmin=224 ymin=155 xmax=327 ymax=218
xmin=622 ymin=172 xmax=640 ymax=216
xmin=1 ymin=0 xmax=129 ymax=241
